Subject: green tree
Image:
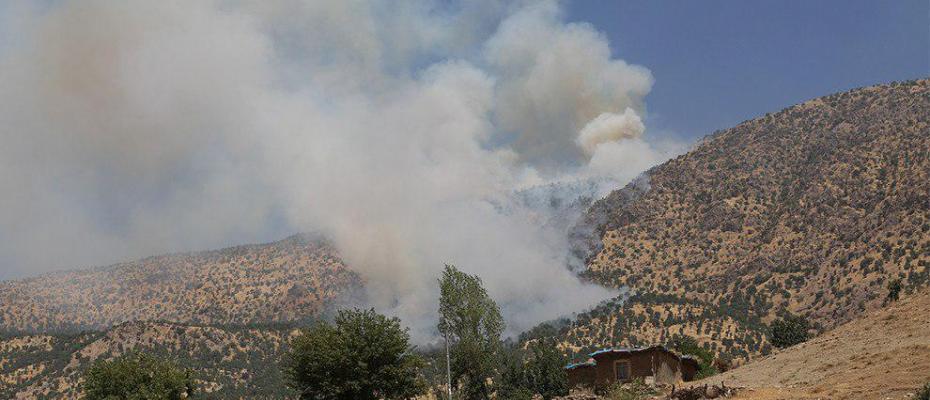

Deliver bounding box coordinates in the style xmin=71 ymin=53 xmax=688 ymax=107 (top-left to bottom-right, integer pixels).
xmin=496 ymin=347 xmax=533 ymax=400
xmin=82 ymin=352 xmax=194 ymax=400
xmin=523 ymin=339 xmax=569 ymax=399
xmin=769 ymin=313 xmax=809 ymax=348
xmin=438 ymin=264 xmax=504 ymax=400
xmin=284 ymin=308 xmax=426 ymax=400
xmin=886 ymin=279 xmax=902 ymax=303
xmin=669 ymin=335 xmax=717 ymax=379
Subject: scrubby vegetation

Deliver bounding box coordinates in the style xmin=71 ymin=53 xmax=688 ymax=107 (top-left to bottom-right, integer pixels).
xmin=545 ymin=292 xmax=768 ymax=363
xmin=567 ymin=78 xmax=930 ymax=360
xmin=0 ymin=234 xmax=362 ymax=334
xmin=0 ymin=322 xmax=299 ymax=399
xmin=769 ymin=314 xmax=810 ymax=349
xmin=669 ymin=335 xmax=717 ymax=379
xmin=82 ymin=352 xmax=194 ymax=400
xmin=497 ymin=339 xmax=569 ymax=400
xmin=603 ymin=378 xmax=657 ymax=400
xmin=284 ymin=308 xmax=425 ymax=400
xmin=887 ymin=278 xmax=902 ymax=303
xmin=916 ymin=383 xmax=930 ymax=400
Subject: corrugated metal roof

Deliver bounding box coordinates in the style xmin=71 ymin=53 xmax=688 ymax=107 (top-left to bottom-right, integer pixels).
xmin=588 ymin=347 xmax=641 ymax=357
xmin=588 ymin=347 xmax=645 ymax=357
xmin=564 ymin=360 xmax=596 ymax=370
xmin=588 ymin=345 xmax=696 ymax=360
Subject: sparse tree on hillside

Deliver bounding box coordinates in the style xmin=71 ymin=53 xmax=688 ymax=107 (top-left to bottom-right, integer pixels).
xmin=82 ymin=352 xmax=194 ymax=400
xmin=886 ymin=279 xmax=902 ymax=303
xmin=438 ymin=264 xmax=504 ymax=400
xmin=769 ymin=313 xmax=809 ymax=349
xmin=284 ymin=308 xmax=426 ymax=400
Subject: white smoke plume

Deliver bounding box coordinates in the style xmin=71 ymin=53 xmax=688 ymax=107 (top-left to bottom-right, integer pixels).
xmin=0 ymin=0 xmax=680 ymax=339
xmin=485 ymin=2 xmax=653 ymax=170
xmin=577 ymin=109 xmax=646 ymax=156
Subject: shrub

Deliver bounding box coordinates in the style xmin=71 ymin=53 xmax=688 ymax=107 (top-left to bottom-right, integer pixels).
xmin=523 ymin=339 xmax=569 ymax=399
xmin=670 ymin=335 xmax=718 ymax=378
xmin=496 ymin=346 xmax=530 ymax=400
xmin=284 ymin=308 xmax=425 ymax=400
xmin=604 ymin=378 xmax=657 ymax=400
xmin=499 ymin=387 xmax=534 ymax=400
xmin=769 ymin=314 xmax=809 ymax=348
xmin=82 ymin=352 xmax=194 ymax=400
xmin=886 ymin=279 xmax=902 ymax=303
xmin=916 ymin=382 xmax=930 ymax=400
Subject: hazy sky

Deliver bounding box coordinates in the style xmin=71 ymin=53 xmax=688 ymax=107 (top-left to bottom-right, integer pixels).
xmin=566 ymin=0 xmax=929 ymax=141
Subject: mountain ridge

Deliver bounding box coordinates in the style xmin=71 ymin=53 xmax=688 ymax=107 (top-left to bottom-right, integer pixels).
xmin=553 ymin=77 xmax=930 ymax=360
xmin=0 ymin=233 xmax=363 ymax=335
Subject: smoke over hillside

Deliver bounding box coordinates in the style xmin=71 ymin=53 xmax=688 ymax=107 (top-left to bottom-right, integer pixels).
xmin=0 ymin=0 xmax=681 ymax=339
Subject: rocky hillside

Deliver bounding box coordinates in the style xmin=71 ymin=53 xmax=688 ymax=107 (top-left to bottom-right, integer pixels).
xmin=0 ymin=234 xmax=363 ymax=334
xmin=0 ymin=322 xmax=298 ymax=399
xmin=558 ymin=79 xmax=930 ymax=360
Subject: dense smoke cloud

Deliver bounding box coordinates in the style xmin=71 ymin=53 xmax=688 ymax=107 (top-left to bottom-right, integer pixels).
xmin=0 ymin=0 xmax=680 ymax=339
xmin=485 ymin=2 xmax=653 ymax=169
xmin=577 ymin=109 xmax=646 ymax=156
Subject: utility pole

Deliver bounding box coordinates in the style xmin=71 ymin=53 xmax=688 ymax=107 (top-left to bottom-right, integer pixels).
xmin=445 ymin=331 xmax=452 ymax=400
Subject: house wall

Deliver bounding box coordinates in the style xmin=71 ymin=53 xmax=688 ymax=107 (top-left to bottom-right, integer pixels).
xmin=650 ymin=348 xmax=684 ymax=385
xmin=567 ymin=365 xmax=596 ymax=388
xmin=680 ymin=359 xmax=699 ymax=382
xmin=590 ymin=348 xmax=687 ymax=389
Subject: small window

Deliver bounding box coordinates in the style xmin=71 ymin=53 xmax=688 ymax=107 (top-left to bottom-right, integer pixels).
xmin=615 ymin=360 xmax=631 ymax=381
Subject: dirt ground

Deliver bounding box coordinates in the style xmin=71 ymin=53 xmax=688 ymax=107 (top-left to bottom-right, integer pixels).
xmin=698 ymin=289 xmax=930 ymax=400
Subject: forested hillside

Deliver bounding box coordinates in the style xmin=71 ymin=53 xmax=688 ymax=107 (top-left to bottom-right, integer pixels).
xmin=0 ymin=322 xmax=297 ymax=399
xmin=0 ymin=234 xmax=362 ymax=334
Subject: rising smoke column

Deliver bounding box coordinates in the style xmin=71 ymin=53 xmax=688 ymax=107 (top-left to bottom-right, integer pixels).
xmin=0 ymin=0 xmax=679 ymax=340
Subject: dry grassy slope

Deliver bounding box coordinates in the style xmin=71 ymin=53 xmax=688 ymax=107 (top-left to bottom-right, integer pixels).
xmin=700 ymin=289 xmax=930 ymax=400
xmin=564 ymin=79 xmax=930 ymax=360
xmin=0 ymin=234 xmax=363 ymax=334
xmin=0 ymin=321 xmax=299 ymax=399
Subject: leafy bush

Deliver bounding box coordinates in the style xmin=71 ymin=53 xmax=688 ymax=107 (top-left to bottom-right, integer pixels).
xmin=886 ymin=279 xmax=902 ymax=303
xmin=604 ymin=378 xmax=657 ymax=400
xmin=284 ymin=308 xmax=425 ymax=400
xmin=82 ymin=352 xmax=194 ymax=400
xmin=916 ymin=382 xmax=930 ymax=400
xmin=497 ymin=338 xmax=568 ymax=400
xmin=498 ymin=386 xmax=534 ymax=400
xmin=523 ymin=339 xmax=569 ymax=399
xmin=496 ymin=346 xmax=530 ymax=400
xmin=769 ymin=314 xmax=809 ymax=348
xmin=670 ymin=335 xmax=718 ymax=378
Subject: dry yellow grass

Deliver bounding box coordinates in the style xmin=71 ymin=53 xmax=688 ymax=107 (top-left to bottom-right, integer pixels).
xmin=701 ymin=289 xmax=930 ymax=400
